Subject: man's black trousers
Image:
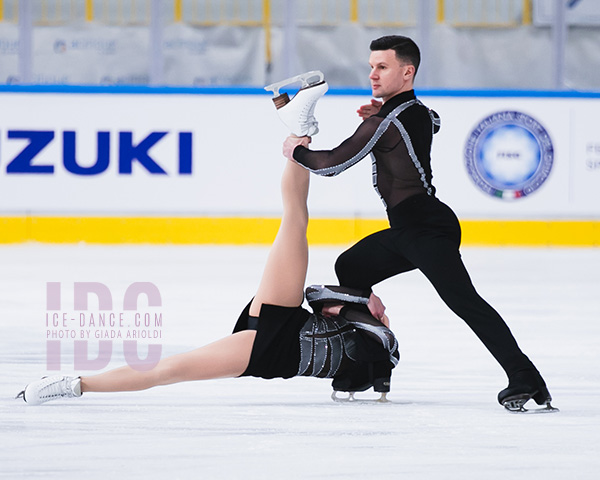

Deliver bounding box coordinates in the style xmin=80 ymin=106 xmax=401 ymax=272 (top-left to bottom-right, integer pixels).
xmin=335 ymin=194 xmax=536 ymax=377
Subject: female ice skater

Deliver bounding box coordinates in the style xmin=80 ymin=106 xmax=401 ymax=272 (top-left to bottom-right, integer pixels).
xmin=17 ymin=151 xmax=399 ymax=406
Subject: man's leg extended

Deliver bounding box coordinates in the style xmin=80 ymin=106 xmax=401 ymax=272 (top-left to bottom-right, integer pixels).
xmin=411 ymin=238 xmax=554 ymax=410
xmin=408 ymin=236 xmax=536 ymax=376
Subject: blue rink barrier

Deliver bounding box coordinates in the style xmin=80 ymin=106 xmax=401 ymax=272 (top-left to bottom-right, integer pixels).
xmin=1 ymin=84 xmax=600 ymax=97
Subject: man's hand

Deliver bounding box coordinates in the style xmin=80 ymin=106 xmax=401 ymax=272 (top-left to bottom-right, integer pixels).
xmin=283 ymin=135 xmax=311 ymax=160
xmin=367 ymin=292 xmax=386 ymax=322
xmin=356 ymin=99 xmax=382 ymax=120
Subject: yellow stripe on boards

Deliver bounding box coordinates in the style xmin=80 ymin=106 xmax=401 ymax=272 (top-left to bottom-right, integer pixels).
xmin=1 ymin=217 xmax=29 ymax=243
xmin=460 ymin=220 xmax=600 ymax=247
xmin=0 ymin=217 xmax=598 ymax=247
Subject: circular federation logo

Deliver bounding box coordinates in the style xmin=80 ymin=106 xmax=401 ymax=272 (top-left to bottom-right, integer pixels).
xmin=464 ymin=111 xmax=554 ymax=199
xmin=53 ymin=39 xmax=67 ymax=54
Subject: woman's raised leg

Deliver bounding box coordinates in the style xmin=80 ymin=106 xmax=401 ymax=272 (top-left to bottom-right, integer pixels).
xmin=81 ymin=159 xmax=311 ymax=393
xmin=21 ymin=154 xmax=310 ymax=400
xmin=249 ymin=159 xmax=310 ymax=316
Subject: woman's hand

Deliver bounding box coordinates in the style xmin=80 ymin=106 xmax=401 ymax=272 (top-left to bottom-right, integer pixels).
xmin=321 ymin=303 xmax=343 ymax=317
xmin=367 ymin=293 xmax=386 ymax=322
xmin=322 ymin=296 xmax=390 ymax=327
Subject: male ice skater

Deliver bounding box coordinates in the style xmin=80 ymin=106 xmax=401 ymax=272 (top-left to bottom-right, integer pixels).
xmin=280 ymin=35 xmax=556 ymax=413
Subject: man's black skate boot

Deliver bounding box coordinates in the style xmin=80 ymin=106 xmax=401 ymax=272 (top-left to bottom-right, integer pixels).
xmin=372 ymin=360 xmax=392 ymax=395
xmin=498 ymin=369 xmax=558 ymax=413
xmin=332 ymin=362 xmax=372 ymax=393
xmin=331 ymin=361 xmax=391 ymax=403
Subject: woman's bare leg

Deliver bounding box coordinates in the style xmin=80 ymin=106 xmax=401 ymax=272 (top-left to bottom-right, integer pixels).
xmin=81 ymin=330 xmax=256 ymax=393
xmin=81 ymin=160 xmax=309 ymax=393
xmin=250 ymin=159 xmax=310 ymax=316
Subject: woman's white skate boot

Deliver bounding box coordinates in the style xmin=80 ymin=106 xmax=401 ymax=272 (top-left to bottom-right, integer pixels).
xmin=265 ymin=70 xmax=328 ymax=137
xmin=16 ymin=375 xmax=82 ymax=405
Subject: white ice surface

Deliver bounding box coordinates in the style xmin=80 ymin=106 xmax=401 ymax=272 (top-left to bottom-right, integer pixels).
xmin=1 ymin=244 xmax=599 ymax=479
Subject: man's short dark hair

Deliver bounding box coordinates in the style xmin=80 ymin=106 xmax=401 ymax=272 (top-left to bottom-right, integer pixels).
xmin=370 ymin=35 xmax=420 ymax=75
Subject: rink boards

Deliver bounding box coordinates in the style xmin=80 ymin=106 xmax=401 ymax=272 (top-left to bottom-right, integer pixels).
xmin=0 ymin=86 xmax=599 ymax=246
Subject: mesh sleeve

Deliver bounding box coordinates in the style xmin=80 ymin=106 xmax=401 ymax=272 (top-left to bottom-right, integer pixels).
xmin=293 ymin=118 xmax=382 ymax=176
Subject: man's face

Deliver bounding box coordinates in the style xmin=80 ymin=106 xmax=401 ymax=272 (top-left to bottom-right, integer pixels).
xmin=368 ymin=49 xmax=414 ymax=102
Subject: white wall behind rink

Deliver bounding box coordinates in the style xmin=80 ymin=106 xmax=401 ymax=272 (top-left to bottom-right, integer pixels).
xmin=0 ymin=90 xmax=598 ymax=220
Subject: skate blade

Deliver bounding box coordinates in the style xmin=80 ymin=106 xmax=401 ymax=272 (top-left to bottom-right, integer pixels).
xmin=503 ymin=397 xmax=559 ymax=414
xmin=265 ymin=70 xmax=325 ymax=96
xmin=331 ymin=391 xmax=390 ymax=404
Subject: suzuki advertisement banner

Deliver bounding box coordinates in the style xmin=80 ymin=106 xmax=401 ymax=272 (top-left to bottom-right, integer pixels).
xmin=0 ymin=90 xmax=598 ymax=220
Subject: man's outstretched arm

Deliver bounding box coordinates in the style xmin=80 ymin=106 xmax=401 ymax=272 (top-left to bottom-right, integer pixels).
xmin=284 ymin=117 xmax=381 ymax=176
